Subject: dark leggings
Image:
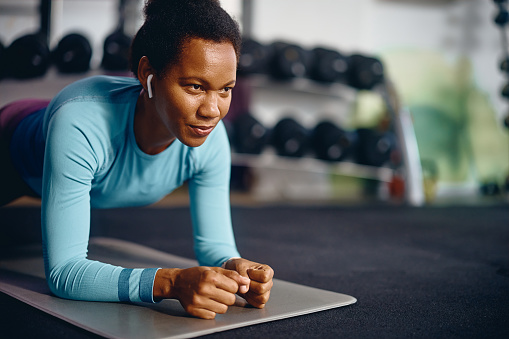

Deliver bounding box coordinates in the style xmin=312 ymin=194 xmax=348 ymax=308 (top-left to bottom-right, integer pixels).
xmin=0 ymin=99 xmax=50 ymax=206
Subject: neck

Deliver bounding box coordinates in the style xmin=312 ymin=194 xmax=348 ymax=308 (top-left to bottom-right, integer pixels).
xmin=134 ymin=91 xmax=175 ymax=155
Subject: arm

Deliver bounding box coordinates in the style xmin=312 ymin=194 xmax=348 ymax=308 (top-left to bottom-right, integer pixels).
xmin=186 ymin=123 xmax=274 ymax=308
xmin=188 ymin=122 xmax=240 ymax=267
xmin=41 ymin=108 xmax=157 ymax=302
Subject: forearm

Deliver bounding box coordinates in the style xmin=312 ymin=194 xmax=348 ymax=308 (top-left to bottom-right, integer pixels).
xmin=46 ymin=257 xmax=159 ymax=303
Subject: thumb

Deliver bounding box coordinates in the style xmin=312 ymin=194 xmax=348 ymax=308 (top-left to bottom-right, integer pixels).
xmin=247 ymin=266 xmax=274 ymax=283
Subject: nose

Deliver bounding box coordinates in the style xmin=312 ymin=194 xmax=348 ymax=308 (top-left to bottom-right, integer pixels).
xmin=198 ymin=92 xmax=221 ymax=119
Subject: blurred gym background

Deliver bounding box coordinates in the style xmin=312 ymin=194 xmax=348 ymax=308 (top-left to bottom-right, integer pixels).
xmin=1 ymin=0 xmax=508 ymax=207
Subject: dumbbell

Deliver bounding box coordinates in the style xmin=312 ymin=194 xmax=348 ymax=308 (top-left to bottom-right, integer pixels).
xmin=269 ymin=42 xmax=309 ymax=80
xmin=494 ymin=6 xmax=509 ymax=26
xmin=231 ymin=113 xmax=270 ymax=154
xmin=52 ymin=33 xmax=92 ymax=73
xmin=480 ymin=181 xmax=501 ymax=196
xmin=238 ymin=38 xmax=272 ymax=75
xmin=311 ymin=121 xmax=358 ymax=162
xmin=355 ymin=128 xmax=396 ymax=167
xmin=347 ymin=54 xmax=384 ymax=90
xmin=102 ymin=30 xmax=132 ymax=71
xmin=500 ymin=57 xmax=509 ymax=73
xmin=502 ymin=83 xmax=509 ymax=98
xmin=272 ymin=117 xmax=309 ymax=158
xmin=308 ymin=47 xmax=349 ymax=83
xmin=5 ymin=33 xmax=51 ymax=79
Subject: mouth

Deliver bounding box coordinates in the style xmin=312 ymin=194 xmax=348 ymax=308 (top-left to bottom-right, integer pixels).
xmin=189 ymin=124 xmax=215 ymax=137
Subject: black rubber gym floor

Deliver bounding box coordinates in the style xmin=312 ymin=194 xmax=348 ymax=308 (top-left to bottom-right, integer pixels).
xmin=1 ymin=204 xmax=508 ymax=338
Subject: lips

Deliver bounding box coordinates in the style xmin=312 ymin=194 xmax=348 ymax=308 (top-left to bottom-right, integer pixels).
xmin=189 ymin=125 xmax=214 ymax=137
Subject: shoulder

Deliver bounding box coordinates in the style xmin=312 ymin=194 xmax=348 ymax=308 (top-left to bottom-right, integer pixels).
xmin=46 ymin=76 xmax=141 ymax=113
xmin=43 ymin=76 xmax=139 ymax=135
xmin=43 ymin=76 xmax=140 ymax=163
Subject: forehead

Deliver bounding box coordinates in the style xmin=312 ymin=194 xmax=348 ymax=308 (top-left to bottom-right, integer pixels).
xmin=167 ymin=38 xmax=237 ymax=80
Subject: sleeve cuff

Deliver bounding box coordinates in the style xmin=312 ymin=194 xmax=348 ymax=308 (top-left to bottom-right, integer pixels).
xmin=118 ymin=267 xmax=160 ymax=303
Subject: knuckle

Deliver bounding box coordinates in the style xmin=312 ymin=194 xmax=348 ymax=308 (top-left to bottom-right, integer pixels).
xmin=196 ymin=284 xmax=211 ymax=296
xmin=262 ymin=268 xmax=274 ymax=280
xmin=216 ymin=303 xmax=229 ymax=314
xmin=260 ymin=292 xmax=271 ymax=304
xmin=225 ymin=293 xmax=236 ymax=306
xmin=191 ymin=293 xmax=203 ymax=306
xmin=202 ymin=269 xmax=215 ymax=281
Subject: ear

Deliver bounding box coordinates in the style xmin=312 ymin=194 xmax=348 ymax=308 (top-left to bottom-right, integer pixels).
xmin=137 ymin=56 xmax=155 ymax=94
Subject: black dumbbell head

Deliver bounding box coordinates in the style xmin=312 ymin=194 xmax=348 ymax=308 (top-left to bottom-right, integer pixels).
xmin=501 ymin=83 xmax=509 ymax=98
xmin=356 ymin=128 xmax=396 ymax=167
xmin=232 ymin=113 xmax=269 ymax=154
xmin=504 ymin=114 xmax=509 ymax=129
xmin=480 ymin=182 xmax=501 ymax=196
xmin=269 ymin=42 xmax=309 ymax=79
xmin=5 ymin=33 xmax=50 ymax=79
xmin=238 ymin=38 xmax=272 ymax=75
xmin=272 ymin=117 xmax=309 ymax=157
xmin=500 ymin=57 xmax=509 ymax=73
xmin=348 ymin=54 xmax=384 ymax=90
xmin=312 ymin=121 xmax=358 ymax=162
xmin=53 ymin=33 xmax=92 ymax=73
xmin=102 ymin=31 xmax=132 ymax=71
xmin=309 ymin=47 xmax=349 ymax=83
xmin=495 ymin=9 xmax=509 ymax=26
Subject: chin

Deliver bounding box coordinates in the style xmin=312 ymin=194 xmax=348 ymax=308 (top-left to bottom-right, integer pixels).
xmin=182 ymin=137 xmax=208 ymax=148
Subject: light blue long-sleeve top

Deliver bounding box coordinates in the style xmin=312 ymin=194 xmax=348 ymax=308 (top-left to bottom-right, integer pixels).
xmin=10 ymin=75 xmax=240 ymax=303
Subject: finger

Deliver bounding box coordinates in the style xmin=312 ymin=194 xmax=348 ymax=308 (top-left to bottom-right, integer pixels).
xmin=244 ymin=290 xmax=271 ymax=309
xmin=214 ymin=268 xmax=250 ymax=293
xmin=247 ymin=266 xmax=274 ymax=283
xmin=247 ymin=279 xmax=273 ymax=296
xmin=190 ymin=308 xmax=217 ymax=320
xmin=209 ymin=287 xmax=237 ymax=306
xmin=188 ymin=300 xmax=228 ymax=319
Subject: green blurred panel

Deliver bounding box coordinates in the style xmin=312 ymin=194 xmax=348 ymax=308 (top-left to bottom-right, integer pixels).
xmin=380 ymin=49 xmax=509 ymax=186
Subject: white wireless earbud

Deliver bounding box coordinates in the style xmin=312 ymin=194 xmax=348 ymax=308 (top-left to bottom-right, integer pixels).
xmin=147 ymin=74 xmax=154 ymax=99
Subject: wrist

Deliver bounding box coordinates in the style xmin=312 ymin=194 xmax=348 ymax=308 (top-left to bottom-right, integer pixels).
xmin=153 ymin=268 xmax=180 ymax=300
xmin=221 ymin=257 xmax=241 ymax=269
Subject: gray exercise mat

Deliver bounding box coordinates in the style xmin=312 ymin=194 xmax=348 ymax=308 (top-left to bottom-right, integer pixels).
xmin=0 ymin=237 xmax=356 ymax=339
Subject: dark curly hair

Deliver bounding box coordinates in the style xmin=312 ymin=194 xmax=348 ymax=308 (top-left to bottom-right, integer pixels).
xmin=130 ymin=0 xmax=241 ymax=78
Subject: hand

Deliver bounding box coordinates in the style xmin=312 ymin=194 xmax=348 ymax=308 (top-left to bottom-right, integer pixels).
xmin=153 ymin=266 xmax=250 ymax=319
xmin=224 ymin=258 xmax=274 ymax=308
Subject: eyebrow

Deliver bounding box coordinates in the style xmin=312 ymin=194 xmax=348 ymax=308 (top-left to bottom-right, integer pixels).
xmin=178 ymin=77 xmax=236 ymax=87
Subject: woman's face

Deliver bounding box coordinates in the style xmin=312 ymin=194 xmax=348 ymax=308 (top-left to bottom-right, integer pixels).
xmin=152 ymin=38 xmax=237 ymax=148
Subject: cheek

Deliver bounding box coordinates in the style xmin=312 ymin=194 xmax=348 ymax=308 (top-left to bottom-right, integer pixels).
xmin=220 ymin=97 xmax=233 ymax=117
xmin=166 ymin=92 xmax=198 ymax=119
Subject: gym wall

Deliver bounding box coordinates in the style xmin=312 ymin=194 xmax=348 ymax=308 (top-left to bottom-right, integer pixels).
xmin=0 ymin=0 xmax=507 ymax=204
xmin=246 ymin=0 xmax=509 ymax=200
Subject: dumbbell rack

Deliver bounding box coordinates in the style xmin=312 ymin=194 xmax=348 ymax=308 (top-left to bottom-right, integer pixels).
xmin=230 ymin=74 xmax=425 ymax=206
xmin=232 ymin=152 xmax=394 ymax=182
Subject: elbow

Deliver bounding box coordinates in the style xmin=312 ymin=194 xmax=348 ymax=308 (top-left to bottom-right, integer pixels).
xmin=45 ymin=268 xmax=72 ymax=300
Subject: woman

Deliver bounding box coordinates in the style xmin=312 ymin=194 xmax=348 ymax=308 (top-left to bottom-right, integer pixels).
xmin=0 ymin=0 xmax=273 ymax=320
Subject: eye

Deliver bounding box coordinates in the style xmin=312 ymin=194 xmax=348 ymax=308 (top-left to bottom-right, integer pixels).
xmin=191 ymin=84 xmax=202 ymax=90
